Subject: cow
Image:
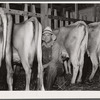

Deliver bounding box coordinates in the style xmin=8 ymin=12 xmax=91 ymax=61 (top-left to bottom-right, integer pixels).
xmin=0 ymin=8 xmax=7 ymax=67
xmin=6 ymin=14 xmax=44 ymax=90
xmin=43 ymin=21 xmax=88 ymax=89
xmin=87 ymin=22 xmax=100 ymax=82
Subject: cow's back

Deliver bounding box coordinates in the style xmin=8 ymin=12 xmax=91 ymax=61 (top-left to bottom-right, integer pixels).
xmin=88 ymin=22 xmax=100 ymax=54
xmin=56 ymin=23 xmax=86 ymax=56
xmin=13 ymin=21 xmax=34 ymax=62
xmin=13 ymin=21 xmax=33 ymax=48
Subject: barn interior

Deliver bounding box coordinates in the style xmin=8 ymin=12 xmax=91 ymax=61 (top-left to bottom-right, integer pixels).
xmin=0 ymin=3 xmax=100 ymax=90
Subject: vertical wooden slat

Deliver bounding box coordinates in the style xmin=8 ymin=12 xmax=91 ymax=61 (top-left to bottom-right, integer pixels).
xmin=60 ymin=8 xmax=63 ymax=27
xmin=48 ymin=8 xmax=51 ymax=27
xmin=15 ymin=15 xmax=20 ymax=23
xmin=5 ymin=3 xmax=10 ymax=9
xmin=15 ymin=4 xmax=20 ymax=23
xmin=65 ymin=11 xmax=68 ymax=26
xmin=24 ymin=3 xmax=28 ymax=21
xmin=62 ymin=8 xmax=66 ymax=27
xmin=75 ymin=4 xmax=79 ymax=19
xmin=31 ymin=4 xmax=36 ymax=13
xmin=60 ymin=20 xmax=63 ymax=27
xmin=41 ymin=4 xmax=48 ymax=29
xmin=70 ymin=12 xmax=73 ymax=24
xmin=54 ymin=9 xmax=58 ymax=29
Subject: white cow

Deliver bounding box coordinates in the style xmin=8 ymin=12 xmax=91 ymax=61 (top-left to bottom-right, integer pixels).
xmin=0 ymin=8 xmax=7 ymax=67
xmin=6 ymin=14 xmax=44 ymax=90
xmin=44 ymin=21 xmax=88 ymax=89
xmin=87 ymin=22 xmax=100 ymax=82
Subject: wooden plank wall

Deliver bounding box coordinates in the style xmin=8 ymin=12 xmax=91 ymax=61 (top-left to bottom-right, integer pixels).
xmin=0 ymin=3 xmax=93 ymax=30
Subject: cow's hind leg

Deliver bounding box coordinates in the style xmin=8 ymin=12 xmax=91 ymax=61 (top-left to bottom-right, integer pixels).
xmin=89 ymin=53 xmax=98 ymax=81
xmin=71 ymin=58 xmax=79 ymax=84
xmin=20 ymin=53 xmax=31 ymax=90
xmin=77 ymin=49 xmax=84 ymax=83
xmin=37 ymin=51 xmax=45 ymax=91
xmin=37 ymin=61 xmax=44 ymax=90
xmin=6 ymin=51 xmax=13 ymax=90
xmin=68 ymin=60 xmax=71 ymax=74
xmin=64 ymin=61 xmax=69 ymax=74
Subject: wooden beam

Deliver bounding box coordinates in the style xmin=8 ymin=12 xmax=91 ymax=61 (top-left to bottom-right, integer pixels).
xmin=48 ymin=8 xmax=51 ymax=27
xmin=1 ymin=7 xmax=42 ymax=17
xmin=54 ymin=9 xmax=58 ymax=28
xmin=65 ymin=11 xmax=68 ymax=26
xmin=31 ymin=4 xmax=36 ymax=13
xmin=40 ymin=4 xmax=48 ymax=29
xmin=5 ymin=3 xmax=10 ymax=9
xmin=0 ymin=7 xmax=92 ymax=24
xmin=75 ymin=4 xmax=79 ymax=19
xmin=24 ymin=3 xmax=28 ymax=21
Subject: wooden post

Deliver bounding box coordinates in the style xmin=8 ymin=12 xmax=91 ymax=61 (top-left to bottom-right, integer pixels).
xmin=15 ymin=15 xmax=20 ymax=23
xmin=5 ymin=3 xmax=10 ymax=9
xmin=24 ymin=3 xmax=28 ymax=21
xmin=75 ymin=4 xmax=79 ymax=19
xmin=31 ymin=4 xmax=36 ymax=13
xmin=94 ymin=4 xmax=96 ymax=22
xmin=65 ymin=11 xmax=68 ymax=26
xmin=60 ymin=8 xmax=64 ymax=27
xmin=54 ymin=9 xmax=58 ymax=29
xmin=70 ymin=12 xmax=74 ymax=24
xmin=60 ymin=20 xmax=63 ymax=27
xmin=48 ymin=8 xmax=51 ymax=27
xmin=14 ymin=4 xmax=20 ymax=23
xmin=62 ymin=8 xmax=66 ymax=26
xmin=41 ymin=4 xmax=48 ymax=30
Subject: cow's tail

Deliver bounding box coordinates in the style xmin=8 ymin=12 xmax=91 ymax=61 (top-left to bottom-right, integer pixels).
xmin=0 ymin=8 xmax=7 ymax=66
xmin=32 ymin=17 xmax=44 ymax=90
xmin=79 ymin=22 xmax=88 ymax=52
xmin=82 ymin=22 xmax=88 ymax=51
xmin=37 ymin=21 xmax=45 ymax=90
xmin=78 ymin=22 xmax=88 ymax=65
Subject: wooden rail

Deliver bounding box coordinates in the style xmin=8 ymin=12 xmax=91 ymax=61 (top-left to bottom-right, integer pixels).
xmin=0 ymin=3 xmax=94 ymax=30
xmin=1 ymin=7 xmax=93 ymax=25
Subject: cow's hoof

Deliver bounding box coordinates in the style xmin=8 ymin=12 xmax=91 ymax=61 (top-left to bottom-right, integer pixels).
xmin=77 ymin=80 xmax=82 ymax=84
xmin=85 ymin=79 xmax=92 ymax=84
xmin=69 ymin=83 xmax=75 ymax=87
xmin=76 ymin=81 xmax=83 ymax=85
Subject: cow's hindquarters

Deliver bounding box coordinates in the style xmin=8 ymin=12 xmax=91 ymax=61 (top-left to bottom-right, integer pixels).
xmin=70 ymin=24 xmax=87 ymax=84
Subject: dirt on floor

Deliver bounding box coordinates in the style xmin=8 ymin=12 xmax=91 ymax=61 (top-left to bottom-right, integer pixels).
xmin=0 ymin=59 xmax=100 ymax=91
xmin=0 ymin=53 xmax=100 ymax=91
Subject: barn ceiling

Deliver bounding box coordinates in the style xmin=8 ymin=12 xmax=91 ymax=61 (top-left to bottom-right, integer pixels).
xmin=0 ymin=3 xmax=94 ymax=12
